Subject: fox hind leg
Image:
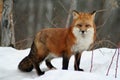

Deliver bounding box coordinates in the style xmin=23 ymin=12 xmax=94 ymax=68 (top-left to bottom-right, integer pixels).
xmin=29 ymin=54 xmax=45 ymax=76
xmin=45 ymin=59 xmax=56 ymax=69
xmin=33 ymin=61 xmax=45 ymax=75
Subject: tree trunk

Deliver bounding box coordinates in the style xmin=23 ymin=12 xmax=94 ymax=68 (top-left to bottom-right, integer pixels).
xmin=1 ymin=0 xmax=15 ymax=47
xmin=0 ymin=0 xmax=3 ymax=22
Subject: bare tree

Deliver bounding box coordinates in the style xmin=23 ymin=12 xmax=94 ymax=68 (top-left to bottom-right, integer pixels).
xmin=0 ymin=0 xmax=3 ymax=22
xmin=1 ymin=0 xmax=15 ymax=47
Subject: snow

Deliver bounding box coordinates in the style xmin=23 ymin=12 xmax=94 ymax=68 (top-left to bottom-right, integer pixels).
xmin=0 ymin=47 xmax=120 ymax=80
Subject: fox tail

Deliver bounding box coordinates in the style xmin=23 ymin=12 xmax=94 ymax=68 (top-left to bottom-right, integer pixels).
xmin=18 ymin=56 xmax=33 ymax=72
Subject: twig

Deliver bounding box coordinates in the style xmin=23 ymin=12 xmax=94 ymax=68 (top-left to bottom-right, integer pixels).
xmin=46 ymin=15 xmax=57 ymax=28
xmin=58 ymin=0 xmax=68 ymax=13
xmin=101 ymin=40 xmax=117 ymax=47
xmin=99 ymin=49 xmax=104 ymax=55
xmin=97 ymin=15 xmax=111 ymax=30
xmin=97 ymin=9 xmax=112 ymax=30
xmin=93 ymin=39 xmax=117 ymax=48
xmin=65 ymin=0 xmax=74 ymax=28
xmin=96 ymin=9 xmax=109 ymax=13
xmin=115 ymin=48 xmax=119 ymax=78
xmin=15 ymin=36 xmax=33 ymax=45
xmin=90 ymin=50 xmax=94 ymax=72
xmin=115 ymin=43 xmax=120 ymax=78
xmin=106 ymin=49 xmax=117 ymax=76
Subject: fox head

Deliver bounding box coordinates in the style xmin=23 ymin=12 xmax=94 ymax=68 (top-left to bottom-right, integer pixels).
xmin=72 ymin=10 xmax=96 ymax=37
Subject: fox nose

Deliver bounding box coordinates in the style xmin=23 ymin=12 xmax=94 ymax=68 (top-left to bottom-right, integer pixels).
xmin=81 ymin=31 xmax=85 ymax=34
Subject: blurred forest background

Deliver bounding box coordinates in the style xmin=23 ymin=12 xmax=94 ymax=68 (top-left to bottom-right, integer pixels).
xmin=0 ymin=0 xmax=120 ymax=49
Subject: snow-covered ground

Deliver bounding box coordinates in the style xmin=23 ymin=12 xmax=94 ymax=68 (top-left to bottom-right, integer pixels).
xmin=0 ymin=47 xmax=120 ymax=80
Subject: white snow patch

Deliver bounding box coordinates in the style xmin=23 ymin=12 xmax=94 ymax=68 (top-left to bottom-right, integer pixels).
xmin=0 ymin=47 xmax=120 ymax=80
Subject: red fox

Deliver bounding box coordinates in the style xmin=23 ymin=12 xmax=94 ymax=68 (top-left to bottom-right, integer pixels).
xmin=18 ymin=10 xmax=96 ymax=75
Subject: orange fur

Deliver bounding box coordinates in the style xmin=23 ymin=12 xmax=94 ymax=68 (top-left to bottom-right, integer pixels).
xmin=34 ymin=28 xmax=75 ymax=57
xmin=18 ymin=10 xmax=97 ymax=75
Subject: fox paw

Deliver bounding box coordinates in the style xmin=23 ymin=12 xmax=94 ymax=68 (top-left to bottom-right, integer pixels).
xmin=78 ymin=68 xmax=84 ymax=71
xmin=37 ymin=71 xmax=45 ymax=76
xmin=75 ymin=68 xmax=84 ymax=71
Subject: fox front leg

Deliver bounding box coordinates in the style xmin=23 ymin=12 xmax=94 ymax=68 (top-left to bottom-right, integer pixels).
xmin=74 ymin=52 xmax=84 ymax=71
xmin=62 ymin=53 xmax=70 ymax=70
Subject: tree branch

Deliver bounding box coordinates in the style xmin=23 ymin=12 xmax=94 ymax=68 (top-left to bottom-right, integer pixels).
xmin=65 ymin=0 xmax=75 ymax=28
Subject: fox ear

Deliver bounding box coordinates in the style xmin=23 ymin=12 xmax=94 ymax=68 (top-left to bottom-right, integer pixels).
xmin=72 ymin=10 xmax=79 ymax=19
xmin=91 ymin=10 xmax=96 ymax=18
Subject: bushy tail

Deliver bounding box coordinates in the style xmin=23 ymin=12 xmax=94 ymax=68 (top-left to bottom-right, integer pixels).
xmin=18 ymin=56 xmax=33 ymax=72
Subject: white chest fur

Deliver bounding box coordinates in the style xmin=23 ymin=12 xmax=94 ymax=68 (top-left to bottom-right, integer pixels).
xmin=71 ymin=27 xmax=94 ymax=53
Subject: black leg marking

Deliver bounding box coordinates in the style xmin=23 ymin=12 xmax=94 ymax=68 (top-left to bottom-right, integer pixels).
xmin=45 ymin=59 xmax=56 ymax=69
xmin=62 ymin=54 xmax=70 ymax=70
xmin=33 ymin=62 xmax=45 ymax=75
xmin=29 ymin=54 xmax=45 ymax=76
xmin=74 ymin=53 xmax=84 ymax=71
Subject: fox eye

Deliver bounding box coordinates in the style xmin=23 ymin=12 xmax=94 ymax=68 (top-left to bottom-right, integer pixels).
xmin=85 ymin=24 xmax=90 ymax=27
xmin=77 ymin=24 xmax=82 ymax=27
